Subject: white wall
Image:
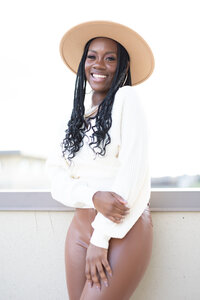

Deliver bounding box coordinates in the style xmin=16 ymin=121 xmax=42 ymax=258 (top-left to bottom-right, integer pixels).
xmin=0 ymin=211 xmax=199 ymax=300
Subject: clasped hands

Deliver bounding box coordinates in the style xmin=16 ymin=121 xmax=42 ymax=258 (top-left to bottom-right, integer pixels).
xmin=85 ymin=191 xmax=130 ymax=290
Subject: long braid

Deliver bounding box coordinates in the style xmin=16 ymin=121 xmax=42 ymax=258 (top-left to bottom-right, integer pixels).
xmin=61 ymin=39 xmax=131 ymax=161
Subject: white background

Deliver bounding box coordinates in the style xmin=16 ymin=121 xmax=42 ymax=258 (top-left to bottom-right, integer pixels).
xmin=0 ymin=0 xmax=199 ymax=177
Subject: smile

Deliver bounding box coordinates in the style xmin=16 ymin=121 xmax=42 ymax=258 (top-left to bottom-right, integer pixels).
xmin=92 ymin=73 xmax=107 ymax=79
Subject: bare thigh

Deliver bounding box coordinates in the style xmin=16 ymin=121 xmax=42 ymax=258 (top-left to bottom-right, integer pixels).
xmin=65 ymin=209 xmax=96 ymax=300
xmin=65 ymin=206 xmax=153 ymax=300
xmin=80 ymin=206 xmax=153 ymax=300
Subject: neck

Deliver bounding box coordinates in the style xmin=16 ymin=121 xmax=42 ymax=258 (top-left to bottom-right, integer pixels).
xmin=91 ymin=91 xmax=107 ymax=107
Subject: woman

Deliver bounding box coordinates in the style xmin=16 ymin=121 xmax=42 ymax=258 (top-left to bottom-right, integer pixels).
xmin=46 ymin=20 xmax=154 ymax=299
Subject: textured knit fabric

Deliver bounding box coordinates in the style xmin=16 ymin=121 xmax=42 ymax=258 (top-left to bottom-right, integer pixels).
xmin=45 ymin=86 xmax=151 ymax=249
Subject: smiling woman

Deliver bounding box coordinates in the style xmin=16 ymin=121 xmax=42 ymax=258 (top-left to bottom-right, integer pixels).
xmin=61 ymin=35 xmax=132 ymax=161
xmin=84 ymin=38 xmax=118 ymax=100
xmin=46 ymin=20 xmax=154 ymax=299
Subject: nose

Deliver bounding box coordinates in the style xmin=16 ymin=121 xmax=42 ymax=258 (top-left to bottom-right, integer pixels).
xmin=93 ymin=58 xmax=106 ymax=70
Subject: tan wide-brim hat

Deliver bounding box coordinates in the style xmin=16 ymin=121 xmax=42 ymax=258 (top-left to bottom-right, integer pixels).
xmin=59 ymin=20 xmax=155 ymax=86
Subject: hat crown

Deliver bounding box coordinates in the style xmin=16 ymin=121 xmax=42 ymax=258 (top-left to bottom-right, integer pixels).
xmin=60 ymin=20 xmax=155 ymax=86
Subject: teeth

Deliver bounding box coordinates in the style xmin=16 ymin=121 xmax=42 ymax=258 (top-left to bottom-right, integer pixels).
xmin=92 ymin=74 xmax=106 ymax=78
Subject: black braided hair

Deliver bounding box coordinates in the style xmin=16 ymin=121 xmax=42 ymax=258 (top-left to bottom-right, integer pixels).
xmin=61 ymin=38 xmax=132 ymax=162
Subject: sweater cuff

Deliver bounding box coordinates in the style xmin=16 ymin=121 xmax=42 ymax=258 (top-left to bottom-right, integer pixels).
xmin=90 ymin=230 xmax=111 ymax=249
xmin=71 ymin=185 xmax=97 ymax=209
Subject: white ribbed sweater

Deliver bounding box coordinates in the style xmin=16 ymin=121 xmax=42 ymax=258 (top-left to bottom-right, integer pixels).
xmin=46 ymin=86 xmax=151 ymax=249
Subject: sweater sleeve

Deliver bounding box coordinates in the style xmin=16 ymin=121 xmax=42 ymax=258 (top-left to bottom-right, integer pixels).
xmin=45 ymin=122 xmax=97 ymax=209
xmin=90 ymin=88 xmax=150 ymax=248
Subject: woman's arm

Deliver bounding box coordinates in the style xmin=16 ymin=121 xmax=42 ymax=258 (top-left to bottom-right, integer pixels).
xmin=90 ymin=88 xmax=150 ymax=248
xmin=46 ymin=141 xmax=132 ymax=211
xmin=46 ymin=156 xmax=97 ymax=208
xmin=45 ymin=117 xmax=98 ymax=209
xmin=85 ymin=88 xmax=150 ymax=288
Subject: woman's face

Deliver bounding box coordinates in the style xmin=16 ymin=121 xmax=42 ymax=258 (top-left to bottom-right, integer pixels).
xmin=84 ymin=37 xmax=118 ymax=96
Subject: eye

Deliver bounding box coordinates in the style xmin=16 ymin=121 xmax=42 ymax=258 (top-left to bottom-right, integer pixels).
xmin=106 ymin=56 xmax=117 ymax=62
xmin=87 ymin=55 xmax=96 ymax=60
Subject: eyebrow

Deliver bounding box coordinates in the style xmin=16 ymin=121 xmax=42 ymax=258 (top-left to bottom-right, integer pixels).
xmin=88 ymin=50 xmax=117 ymax=54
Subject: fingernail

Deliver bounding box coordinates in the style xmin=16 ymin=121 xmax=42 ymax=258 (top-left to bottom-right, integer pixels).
xmin=96 ymin=285 xmax=100 ymax=291
xmin=109 ymin=272 xmax=113 ymax=277
xmin=104 ymin=281 xmax=108 ymax=287
xmin=88 ymin=281 xmax=92 ymax=288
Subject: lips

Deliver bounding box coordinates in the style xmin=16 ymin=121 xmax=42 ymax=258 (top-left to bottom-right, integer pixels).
xmin=92 ymin=73 xmax=107 ymax=78
xmin=91 ymin=73 xmax=108 ymax=82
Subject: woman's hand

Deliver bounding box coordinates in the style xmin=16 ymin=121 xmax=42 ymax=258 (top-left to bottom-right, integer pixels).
xmin=92 ymin=191 xmax=130 ymax=223
xmin=85 ymin=243 xmax=112 ymax=290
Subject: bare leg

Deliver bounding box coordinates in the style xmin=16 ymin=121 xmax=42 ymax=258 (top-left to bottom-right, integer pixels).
xmin=65 ymin=209 xmax=97 ymax=300
xmin=80 ymin=207 xmax=153 ymax=300
xmin=65 ymin=220 xmax=88 ymax=300
xmin=65 ymin=207 xmax=153 ymax=300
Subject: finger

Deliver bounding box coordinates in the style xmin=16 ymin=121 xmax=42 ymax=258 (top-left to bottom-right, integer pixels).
xmin=113 ymin=213 xmax=126 ymax=220
xmin=115 ymin=217 xmax=125 ymax=223
xmin=96 ymin=262 xmax=109 ymax=287
xmin=114 ymin=212 xmax=129 ymax=223
xmin=112 ymin=193 xmax=129 ymax=206
xmin=117 ymin=198 xmax=128 ymax=206
xmin=116 ymin=199 xmax=130 ymax=208
xmin=102 ymin=258 xmax=113 ymax=277
xmin=113 ymin=198 xmax=130 ymax=210
xmin=85 ymin=262 xmax=92 ymax=287
xmin=114 ymin=203 xmax=130 ymax=214
xmin=91 ymin=264 xmax=100 ymax=290
xmin=113 ymin=207 xmax=129 ymax=216
xmin=111 ymin=192 xmax=125 ymax=202
xmin=110 ymin=216 xmax=121 ymax=223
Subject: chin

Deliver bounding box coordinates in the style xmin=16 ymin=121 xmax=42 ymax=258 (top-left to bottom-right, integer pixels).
xmin=90 ymin=84 xmax=110 ymax=93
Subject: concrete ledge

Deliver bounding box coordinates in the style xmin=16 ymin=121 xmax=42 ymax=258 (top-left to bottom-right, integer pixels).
xmin=0 ymin=210 xmax=200 ymax=299
xmin=0 ymin=188 xmax=200 ymax=211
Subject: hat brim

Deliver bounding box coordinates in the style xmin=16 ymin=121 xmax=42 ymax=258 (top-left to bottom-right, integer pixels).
xmin=59 ymin=20 xmax=155 ymax=86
